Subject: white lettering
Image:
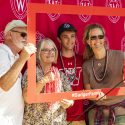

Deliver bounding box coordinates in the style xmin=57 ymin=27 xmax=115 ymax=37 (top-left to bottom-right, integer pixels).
xmin=72 ymin=91 xmax=100 ymax=99
xmin=16 ymin=0 xmax=26 ymax=11
xmin=46 ymin=0 xmax=59 ymax=4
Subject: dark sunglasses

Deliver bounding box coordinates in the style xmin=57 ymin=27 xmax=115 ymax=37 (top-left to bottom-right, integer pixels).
xmin=11 ymin=30 xmax=27 ymax=38
xmin=90 ymin=35 xmax=104 ymax=40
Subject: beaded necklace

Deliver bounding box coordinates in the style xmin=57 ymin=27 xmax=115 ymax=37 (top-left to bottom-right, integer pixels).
xmin=92 ymin=50 xmax=108 ymax=82
xmin=60 ymin=52 xmax=77 ymax=83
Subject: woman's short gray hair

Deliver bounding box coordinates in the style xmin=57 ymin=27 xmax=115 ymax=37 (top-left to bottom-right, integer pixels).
xmin=36 ymin=38 xmax=58 ymax=64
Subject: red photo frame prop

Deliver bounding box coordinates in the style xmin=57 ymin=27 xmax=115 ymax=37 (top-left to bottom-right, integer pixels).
xmin=27 ymin=3 xmax=125 ymax=103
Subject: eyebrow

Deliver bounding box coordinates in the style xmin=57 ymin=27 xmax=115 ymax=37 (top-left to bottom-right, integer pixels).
xmin=62 ymin=33 xmax=76 ymax=37
xmin=42 ymin=48 xmax=55 ymax=49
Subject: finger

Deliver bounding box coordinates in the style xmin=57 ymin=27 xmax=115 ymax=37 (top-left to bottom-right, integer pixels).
xmin=50 ymin=72 xmax=55 ymax=80
xmin=97 ymin=92 xmax=106 ymax=100
xmin=62 ymin=99 xmax=74 ymax=105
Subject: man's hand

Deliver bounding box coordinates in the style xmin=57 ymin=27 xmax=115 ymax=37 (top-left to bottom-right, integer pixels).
xmin=24 ymin=43 xmax=36 ymax=55
xmin=20 ymin=43 xmax=36 ymax=60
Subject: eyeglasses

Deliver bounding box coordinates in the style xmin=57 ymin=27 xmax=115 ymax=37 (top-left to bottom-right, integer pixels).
xmin=41 ymin=48 xmax=56 ymax=54
xmin=11 ymin=30 xmax=27 ymax=38
xmin=90 ymin=35 xmax=104 ymax=41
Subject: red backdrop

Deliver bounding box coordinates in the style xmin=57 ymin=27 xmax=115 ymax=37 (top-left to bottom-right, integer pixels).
xmin=0 ymin=0 xmax=125 ymax=54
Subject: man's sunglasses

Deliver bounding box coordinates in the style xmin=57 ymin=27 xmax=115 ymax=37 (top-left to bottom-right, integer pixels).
xmin=11 ymin=30 xmax=27 ymax=38
xmin=90 ymin=35 xmax=104 ymax=41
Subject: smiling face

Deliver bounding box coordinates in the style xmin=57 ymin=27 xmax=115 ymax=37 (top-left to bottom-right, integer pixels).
xmin=87 ymin=28 xmax=105 ymax=51
xmin=59 ymin=31 xmax=76 ymax=51
xmin=40 ymin=43 xmax=56 ymax=65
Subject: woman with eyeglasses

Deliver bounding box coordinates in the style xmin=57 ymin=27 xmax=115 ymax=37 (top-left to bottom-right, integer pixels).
xmin=22 ymin=38 xmax=73 ymax=125
xmin=82 ymin=23 xmax=125 ymax=125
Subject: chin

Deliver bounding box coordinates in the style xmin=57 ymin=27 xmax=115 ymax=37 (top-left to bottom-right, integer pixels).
xmin=15 ymin=43 xmax=24 ymax=50
xmin=67 ymin=47 xmax=74 ymax=50
xmin=95 ymin=45 xmax=103 ymax=49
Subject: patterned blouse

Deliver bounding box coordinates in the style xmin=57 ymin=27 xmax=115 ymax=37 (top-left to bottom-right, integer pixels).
xmin=22 ymin=66 xmax=72 ymax=125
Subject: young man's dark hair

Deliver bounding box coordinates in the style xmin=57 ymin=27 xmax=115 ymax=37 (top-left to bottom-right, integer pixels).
xmin=57 ymin=23 xmax=77 ymax=38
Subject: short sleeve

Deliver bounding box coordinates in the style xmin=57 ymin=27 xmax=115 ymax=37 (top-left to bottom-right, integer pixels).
xmin=59 ymin=71 xmax=72 ymax=92
xmin=0 ymin=49 xmax=10 ymax=77
xmin=0 ymin=49 xmax=11 ymax=94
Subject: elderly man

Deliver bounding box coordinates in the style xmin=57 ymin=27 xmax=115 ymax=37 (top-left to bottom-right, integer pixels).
xmin=0 ymin=20 xmax=36 ymax=125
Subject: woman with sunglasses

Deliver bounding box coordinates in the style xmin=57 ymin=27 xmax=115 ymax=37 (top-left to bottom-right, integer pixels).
xmin=83 ymin=23 xmax=125 ymax=125
xmin=22 ymin=38 xmax=73 ymax=125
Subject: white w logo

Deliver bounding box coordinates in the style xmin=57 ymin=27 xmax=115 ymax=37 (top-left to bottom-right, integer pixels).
xmin=10 ymin=0 xmax=29 ymax=19
xmin=16 ymin=0 xmax=26 ymax=12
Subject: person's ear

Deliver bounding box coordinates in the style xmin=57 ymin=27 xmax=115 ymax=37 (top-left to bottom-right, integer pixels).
xmin=86 ymin=39 xmax=91 ymax=45
xmin=5 ymin=31 xmax=12 ymax=40
xmin=57 ymin=37 xmax=62 ymax=49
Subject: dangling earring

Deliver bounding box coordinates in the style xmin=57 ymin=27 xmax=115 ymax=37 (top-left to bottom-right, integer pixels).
xmin=104 ymin=40 xmax=109 ymax=50
xmin=74 ymin=36 xmax=79 ymax=54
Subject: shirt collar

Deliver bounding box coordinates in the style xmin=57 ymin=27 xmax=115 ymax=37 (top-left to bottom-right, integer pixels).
xmin=0 ymin=43 xmax=19 ymax=58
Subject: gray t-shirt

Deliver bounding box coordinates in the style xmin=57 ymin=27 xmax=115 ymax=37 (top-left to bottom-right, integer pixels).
xmin=83 ymin=50 xmax=124 ymax=89
xmin=83 ymin=50 xmax=125 ymax=106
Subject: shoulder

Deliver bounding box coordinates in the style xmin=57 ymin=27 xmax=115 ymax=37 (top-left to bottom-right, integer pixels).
xmin=83 ymin=58 xmax=92 ymax=68
xmin=109 ymin=49 xmax=124 ymax=58
xmin=0 ymin=45 xmax=9 ymax=55
xmin=109 ymin=49 xmax=123 ymax=55
xmin=0 ymin=44 xmax=11 ymax=61
xmin=0 ymin=45 xmax=11 ymax=75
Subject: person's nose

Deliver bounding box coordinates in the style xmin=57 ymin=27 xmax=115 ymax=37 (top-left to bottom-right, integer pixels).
xmin=69 ymin=37 xmax=74 ymax=43
xmin=95 ymin=37 xmax=101 ymax=42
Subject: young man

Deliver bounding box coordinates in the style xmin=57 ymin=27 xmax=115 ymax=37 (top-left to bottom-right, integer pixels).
xmin=0 ymin=20 xmax=36 ymax=125
xmin=56 ymin=23 xmax=86 ymax=125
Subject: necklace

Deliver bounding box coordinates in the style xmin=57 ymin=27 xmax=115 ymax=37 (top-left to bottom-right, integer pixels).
xmin=92 ymin=50 xmax=108 ymax=83
xmin=60 ymin=52 xmax=78 ymax=83
xmin=97 ymin=63 xmax=102 ymax=67
xmin=38 ymin=63 xmax=51 ymax=77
